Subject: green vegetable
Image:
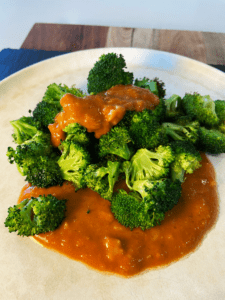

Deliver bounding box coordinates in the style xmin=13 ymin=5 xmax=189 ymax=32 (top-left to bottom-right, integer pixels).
xmin=128 ymin=109 xmax=168 ymax=149
xmin=162 ymin=121 xmax=200 ymax=144
xmin=111 ymin=178 xmax=182 ymax=230
xmin=63 ymin=123 xmax=91 ymax=147
xmin=58 ymin=141 xmax=90 ymax=190
xmin=87 ymin=53 xmax=134 ymax=94
xmin=198 ymin=126 xmax=225 ymax=154
xmin=98 ymin=126 xmax=133 ymax=160
xmin=10 ymin=116 xmax=38 ymax=144
xmin=164 ymin=94 xmax=184 ymax=121
xmin=215 ymin=100 xmax=225 ymax=123
xmin=181 ymin=93 xmax=219 ymax=127
xmin=123 ymin=146 xmax=174 ymax=187
xmin=170 ymin=141 xmax=202 ymax=182
xmin=32 ymin=83 xmax=86 ymax=132
xmin=4 ymin=195 xmax=67 ymax=236
xmin=134 ymin=77 xmax=166 ymax=99
xmin=84 ymin=161 xmax=121 ymax=200
xmin=7 ymin=131 xmax=64 ymax=187
xmin=24 ymin=152 xmax=64 ymax=188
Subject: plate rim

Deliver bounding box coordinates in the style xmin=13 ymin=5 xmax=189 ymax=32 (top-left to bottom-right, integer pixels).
xmin=1 ymin=47 xmax=225 ymax=87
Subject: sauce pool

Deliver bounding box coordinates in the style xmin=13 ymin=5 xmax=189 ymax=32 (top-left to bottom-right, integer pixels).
xmin=18 ymin=153 xmax=219 ymax=277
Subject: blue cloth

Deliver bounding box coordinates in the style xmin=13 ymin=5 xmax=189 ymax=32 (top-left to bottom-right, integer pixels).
xmin=0 ymin=48 xmax=67 ymax=81
xmin=0 ymin=48 xmax=224 ymax=82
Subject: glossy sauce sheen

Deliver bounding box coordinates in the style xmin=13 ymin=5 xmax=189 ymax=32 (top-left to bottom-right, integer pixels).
xmin=18 ymin=154 xmax=218 ymax=277
xmin=48 ymin=84 xmax=160 ymax=147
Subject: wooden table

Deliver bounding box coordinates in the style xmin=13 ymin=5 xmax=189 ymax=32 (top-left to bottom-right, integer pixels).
xmin=21 ymin=23 xmax=225 ymax=65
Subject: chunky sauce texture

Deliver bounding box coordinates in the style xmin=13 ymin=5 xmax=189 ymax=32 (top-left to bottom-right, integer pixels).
xmin=18 ymin=154 xmax=218 ymax=277
xmin=48 ymin=84 xmax=160 ymax=147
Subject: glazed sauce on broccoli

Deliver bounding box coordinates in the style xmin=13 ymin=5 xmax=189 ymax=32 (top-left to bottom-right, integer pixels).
xmin=18 ymin=153 xmax=218 ymax=277
xmin=49 ymin=84 xmax=160 ymax=147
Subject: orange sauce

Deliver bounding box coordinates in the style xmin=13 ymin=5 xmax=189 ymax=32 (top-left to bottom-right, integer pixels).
xmin=18 ymin=153 xmax=219 ymax=277
xmin=48 ymin=84 xmax=160 ymax=147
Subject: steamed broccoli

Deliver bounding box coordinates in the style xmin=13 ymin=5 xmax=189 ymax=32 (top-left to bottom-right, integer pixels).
xmin=164 ymin=94 xmax=184 ymax=121
xmin=32 ymin=83 xmax=86 ymax=131
xmin=134 ymin=77 xmax=166 ymax=99
xmin=84 ymin=161 xmax=121 ymax=200
xmin=170 ymin=141 xmax=202 ymax=182
xmin=111 ymin=178 xmax=182 ymax=230
xmin=181 ymin=93 xmax=219 ymax=127
xmin=7 ymin=131 xmax=53 ymax=175
xmin=197 ymin=126 xmax=225 ymax=154
xmin=32 ymin=101 xmax=61 ymax=131
xmin=133 ymin=77 xmax=166 ymax=122
xmin=4 ymin=195 xmax=67 ymax=236
xmin=123 ymin=146 xmax=174 ymax=188
xmin=98 ymin=126 xmax=133 ymax=161
xmin=58 ymin=141 xmax=91 ymax=190
xmin=214 ymin=100 xmax=225 ymax=134
xmin=63 ymin=123 xmax=91 ymax=146
xmin=128 ymin=109 xmax=168 ymax=149
xmin=7 ymin=131 xmax=64 ymax=187
xmin=162 ymin=120 xmax=199 ymax=144
xmin=87 ymin=53 xmax=134 ymax=94
xmin=10 ymin=116 xmax=38 ymax=144
xmin=24 ymin=152 xmax=64 ymax=188
xmin=42 ymin=83 xmax=86 ymax=107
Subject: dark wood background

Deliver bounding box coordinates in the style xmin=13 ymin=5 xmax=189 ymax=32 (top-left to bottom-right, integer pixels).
xmin=21 ymin=23 xmax=225 ymax=65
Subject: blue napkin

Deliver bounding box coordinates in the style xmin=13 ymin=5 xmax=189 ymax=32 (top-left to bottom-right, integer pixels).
xmin=0 ymin=48 xmax=224 ymax=82
xmin=0 ymin=48 xmax=67 ymax=81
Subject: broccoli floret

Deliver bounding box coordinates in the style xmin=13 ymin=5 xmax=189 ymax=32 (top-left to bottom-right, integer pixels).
xmin=181 ymin=93 xmax=219 ymax=127
xmin=217 ymin=123 xmax=225 ymax=134
xmin=134 ymin=77 xmax=166 ymax=122
xmin=152 ymin=98 xmax=167 ymax=123
xmin=111 ymin=178 xmax=181 ymax=230
xmin=42 ymin=83 xmax=86 ymax=107
xmin=58 ymin=141 xmax=91 ymax=190
xmin=215 ymin=100 xmax=225 ymax=123
xmin=123 ymin=146 xmax=174 ymax=188
xmin=98 ymin=126 xmax=133 ymax=160
xmin=10 ymin=116 xmax=38 ymax=144
xmin=7 ymin=130 xmax=64 ymax=187
xmin=63 ymin=123 xmax=91 ymax=146
xmin=33 ymin=101 xmax=62 ymax=131
xmin=164 ymin=94 xmax=184 ymax=121
xmin=170 ymin=141 xmax=202 ymax=182
xmin=33 ymin=83 xmax=86 ymax=131
xmin=7 ymin=131 xmax=53 ymax=174
xmin=4 ymin=195 xmax=67 ymax=236
xmin=214 ymin=100 xmax=225 ymax=134
xmin=134 ymin=77 xmax=166 ymax=99
xmin=197 ymin=126 xmax=225 ymax=154
xmin=162 ymin=121 xmax=199 ymax=144
xmin=24 ymin=152 xmax=64 ymax=188
xmin=87 ymin=53 xmax=134 ymax=94
xmin=128 ymin=109 xmax=168 ymax=149
xmin=84 ymin=161 xmax=121 ymax=200
xmin=132 ymin=179 xmax=182 ymax=211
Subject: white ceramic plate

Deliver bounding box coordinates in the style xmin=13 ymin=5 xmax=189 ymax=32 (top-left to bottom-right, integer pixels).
xmin=0 ymin=48 xmax=225 ymax=300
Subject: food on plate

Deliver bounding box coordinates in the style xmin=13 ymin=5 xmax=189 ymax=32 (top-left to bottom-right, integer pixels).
xmin=4 ymin=53 xmax=223 ymax=276
xmin=4 ymin=194 xmax=67 ymax=236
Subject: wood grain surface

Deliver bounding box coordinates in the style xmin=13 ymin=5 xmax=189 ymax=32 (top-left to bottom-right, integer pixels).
xmin=21 ymin=23 xmax=225 ymax=65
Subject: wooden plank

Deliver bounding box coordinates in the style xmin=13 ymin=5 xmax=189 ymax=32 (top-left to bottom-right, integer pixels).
xmin=153 ymin=30 xmax=207 ymax=63
xmin=105 ymin=27 xmax=133 ymax=48
xmin=21 ymin=23 xmax=109 ymax=52
xmin=132 ymin=28 xmax=154 ymax=48
xmin=202 ymin=32 xmax=225 ymax=65
xmin=21 ymin=24 xmax=225 ymax=65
